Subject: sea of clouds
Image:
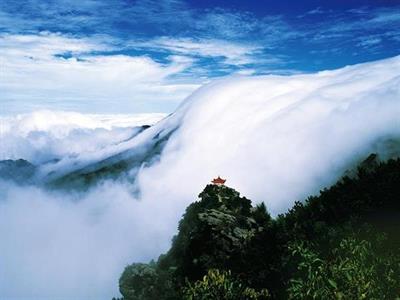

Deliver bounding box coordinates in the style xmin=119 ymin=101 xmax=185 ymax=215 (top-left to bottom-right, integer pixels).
xmin=1 ymin=56 xmax=400 ymax=299
xmin=0 ymin=110 xmax=166 ymax=164
xmin=0 ymin=111 xmax=167 ymax=299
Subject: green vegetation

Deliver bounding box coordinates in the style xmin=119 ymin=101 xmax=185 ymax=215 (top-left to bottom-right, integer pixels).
xmin=118 ymin=158 xmax=400 ymax=299
xmin=287 ymin=234 xmax=400 ymax=299
xmin=182 ymin=269 xmax=270 ymax=300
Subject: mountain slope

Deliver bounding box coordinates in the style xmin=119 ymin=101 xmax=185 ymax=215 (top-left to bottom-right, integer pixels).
xmin=119 ymin=158 xmax=400 ymax=299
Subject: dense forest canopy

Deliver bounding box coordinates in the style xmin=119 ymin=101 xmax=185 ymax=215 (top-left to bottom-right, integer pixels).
xmin=117 ymin=157 xmax=400 ymax=299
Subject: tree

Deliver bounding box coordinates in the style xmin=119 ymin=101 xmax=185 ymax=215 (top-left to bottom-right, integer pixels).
xmin=119 ymin=262 xmax=176 ymax=300
xmin=287 ymin=235 xmax=400 ymax=299
xmin=182 ymin=269 xmax=270 ymax=300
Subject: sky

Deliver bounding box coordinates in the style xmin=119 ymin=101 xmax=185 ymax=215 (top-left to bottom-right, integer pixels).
xmin=1 ymin=0 xmax=399 ymax=114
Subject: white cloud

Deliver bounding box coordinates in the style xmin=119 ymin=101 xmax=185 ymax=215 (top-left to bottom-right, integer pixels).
xmin=0 ymin=32 xmax=109 ymax=58
xmin=135 ymin=55 xmax=400 ymax=217
xmin=0 ymin=180 xmax=172 ymax=300
xmin=306 ymin=7 xmax=325 ymax=15
xmin=193 ymin=9 xmax=259 ymax=38
xmin=369 ymin=9 xmax=400 ymax=24
xmin=138 ymin=37 xmax=262 ymax=65
xmin=0 ymin=110 xmax=166 ymax=163
xmin=0 ymin=33 xmax=200 ymax=114
xmin=326 ymin=7 xmax=400 ymax=34
xmin=1 ymin=55 xmax=400 ymax=299
xmin=356 ymin=37 xmax=382 ymax=48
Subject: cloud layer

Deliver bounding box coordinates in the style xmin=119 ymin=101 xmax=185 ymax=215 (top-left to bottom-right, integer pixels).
xmin=0 ymin=110 xmax=165 ymax=164
xmin=1 ymin=56 xmax=400 ymax=299
xmin=136 ymin=55 xmax=400 ymax=215
xmin=0 ymin=181 xmax=172 ymax=300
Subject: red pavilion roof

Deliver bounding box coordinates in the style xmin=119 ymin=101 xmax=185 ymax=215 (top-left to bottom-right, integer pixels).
xmin=212 ymin=176 xmax=226 ymax=185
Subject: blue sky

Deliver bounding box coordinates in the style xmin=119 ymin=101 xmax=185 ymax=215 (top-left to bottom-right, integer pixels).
xmin=1 ymin=0 xmax=399 ymax=114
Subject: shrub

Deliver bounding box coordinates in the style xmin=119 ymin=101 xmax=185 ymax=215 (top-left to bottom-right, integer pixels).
xmin=182 ymin=269 xmax=270 ymax=300
xmin=287 ymin=235 xmax=400 ymax=299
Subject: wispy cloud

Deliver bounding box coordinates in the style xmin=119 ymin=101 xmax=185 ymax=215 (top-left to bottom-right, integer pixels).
xmin=356 ymin=36 xmax=382 ymax=48
xmin=323 ymin=6 xmax=400 ymax=34
xmin=0 ymin=32 xmax=200 ymax=114
xmin=137 ymin=37 xmax=262 ymax=65
xmin=296 ymin=5 xmax=400 ymax=59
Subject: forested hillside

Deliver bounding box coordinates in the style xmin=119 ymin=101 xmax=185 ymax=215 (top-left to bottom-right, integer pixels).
xmin=117 ymin=158 xmax=400 ymax=299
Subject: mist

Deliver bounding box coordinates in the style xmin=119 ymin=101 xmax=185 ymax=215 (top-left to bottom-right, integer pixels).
xmin=1 ymin=56 xmax=400 ymax=299
xmin=0 ymin=111 xmax=166 ymax=163
xmin=0 ymin=180 xmax=174 ymax=299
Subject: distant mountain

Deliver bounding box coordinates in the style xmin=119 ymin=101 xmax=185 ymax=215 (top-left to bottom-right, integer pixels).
xmin=0 ymin=159 xmax=36 ymax=184
xmin=0 ymin=124 xmax=177 ymax=190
